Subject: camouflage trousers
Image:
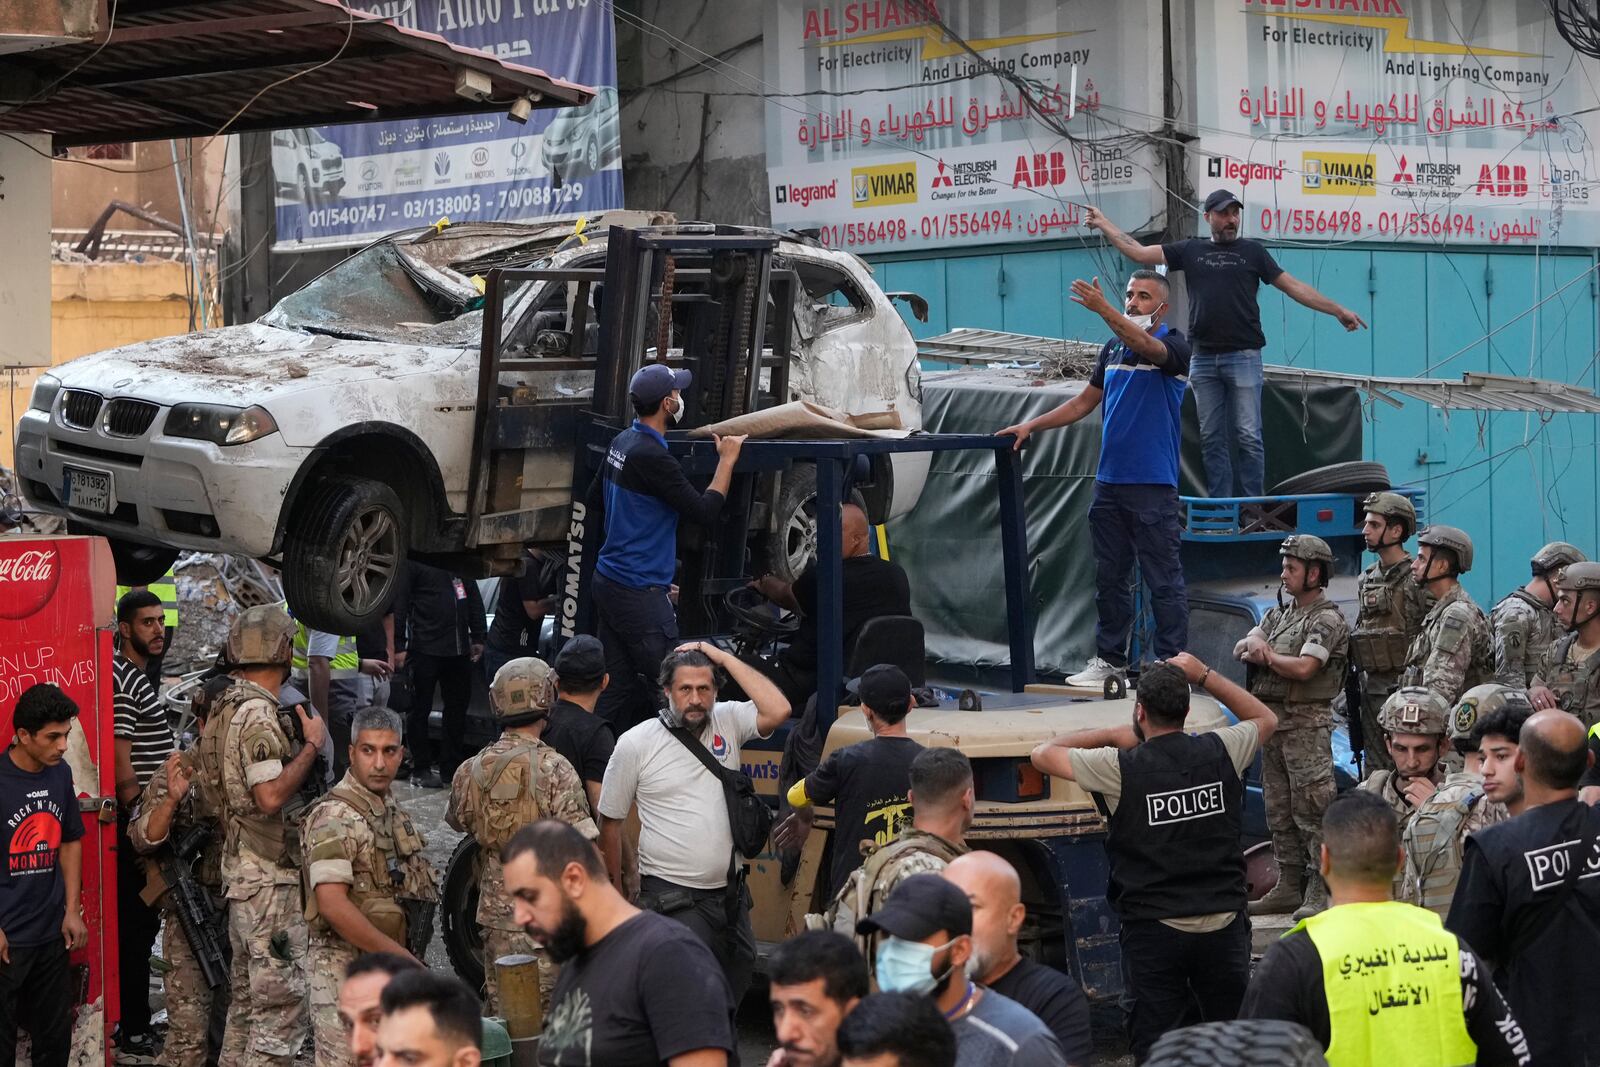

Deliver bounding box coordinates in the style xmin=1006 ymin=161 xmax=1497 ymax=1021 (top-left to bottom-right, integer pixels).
xmin=222 ymin=884 xmax=309 ymax=1067
xmin=1359 ymin=672 xmax=1399 ymax=773
xmin=482 ymin=925 xmax=557 ymax=1021
xmin=1263 ymin=726 xmax=1337 ymax=880
xmin=308 ymin=938 xmax=360 ymax=1067
xmin=160 ymin=911 xmax=227 ymax=1067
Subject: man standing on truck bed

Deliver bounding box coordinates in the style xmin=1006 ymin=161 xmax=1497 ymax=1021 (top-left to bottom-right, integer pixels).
xmin=996 ymin=269 xmax=1191 ymax=688
xmin=591 ymin=362 xmax=746 ymax=730
xmin=1351 ymin=492 xmax=1430 ymax=774
xmin=1084 ymin=190 xmax=1366 ymax=497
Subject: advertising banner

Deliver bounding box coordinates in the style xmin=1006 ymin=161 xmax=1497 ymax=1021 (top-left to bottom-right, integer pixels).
xmin=1187 ymin=0 xmax=1600 ymax=246
xmin=763 ymin=0 xmax=1165 ymax=253
xmin=273 ymin=0 xmax=621 ymax=250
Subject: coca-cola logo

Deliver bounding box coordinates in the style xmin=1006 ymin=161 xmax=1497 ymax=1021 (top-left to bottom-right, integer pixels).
xmin=0 ymin=545 xmax=61 ymax=620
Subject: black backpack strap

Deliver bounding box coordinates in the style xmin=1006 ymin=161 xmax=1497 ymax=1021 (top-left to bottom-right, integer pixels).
xmin=668 ymin=726 xmax=744 ymax=916
xmin=669 ymin=725 xmax=735 ymax=789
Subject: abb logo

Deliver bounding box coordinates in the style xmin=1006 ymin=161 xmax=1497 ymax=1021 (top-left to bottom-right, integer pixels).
xmin=1012 ymin=151 xmax=1071 ymax=189
xmin=1474 ymin=164 xmax=1528 ymax=198
xmin=0 ymin=546 xmax=61 ymax=620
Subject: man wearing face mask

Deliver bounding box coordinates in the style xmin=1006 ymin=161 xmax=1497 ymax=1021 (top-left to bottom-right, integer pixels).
xmin=996 ymin=270 xmax=1192 ymax=689
xmin=1531 ymin=561 xmax=1600 ymax=728
xmin=1351 ymin=491 xmax=1429 ymax=774
xmin=857 ymin=873 xmax=1066 ymax=1067
xmin=591 ymin=362 xmax=748 ymax=730
xmin=1401 ymin=526 xmax=1493 ymax=708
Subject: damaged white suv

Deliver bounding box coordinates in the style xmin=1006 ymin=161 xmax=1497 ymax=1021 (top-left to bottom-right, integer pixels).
xmin=14 ymin=217 xmax=927 ymax=633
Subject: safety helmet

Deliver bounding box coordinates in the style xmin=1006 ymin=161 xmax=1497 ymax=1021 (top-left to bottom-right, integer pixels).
xmin=1531 ymin=542 xmax=1587 ymax=578
xmin=490 ymin=657 xmax=557 ymax=724
xmin=1417 ymin=525 xmax=1474 ymax=574
xmin=1377 ymin=686 xmax=1450 ymax=736
xmin=224 ymin=604 xmax=295 ymax=669
xmin=1362 ymin=492 xmax=1416 ymax=539
xmin=1451 ymin=683 xmax=1534 ymax=749
xmin=1557 ymin=561 xmax=1600 ymax=593
xmin=1280 ymin=534 xmax=1335 ymax=585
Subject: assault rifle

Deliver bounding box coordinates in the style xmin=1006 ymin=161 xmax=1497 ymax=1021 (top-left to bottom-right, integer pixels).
xmin=143 ymin=823 xmax=228 ymax=991
xmin=1345 ymin=662 xmax=1366 ymax=778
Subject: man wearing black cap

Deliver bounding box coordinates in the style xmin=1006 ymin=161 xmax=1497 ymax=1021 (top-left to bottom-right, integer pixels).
xmin=1084 ymin=192 xmax=1366 ymax=497
xmin=543 ymin=635 xmax=616 ymax=814
xmin=858 ymin=873 xmax=1068 ymax=1067
xmin=591 ymin=362 xmax=747 ymax=729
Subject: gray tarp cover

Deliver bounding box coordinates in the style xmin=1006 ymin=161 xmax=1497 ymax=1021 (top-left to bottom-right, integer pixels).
xmin=890 ymin=368 xmax=1362 ymax=676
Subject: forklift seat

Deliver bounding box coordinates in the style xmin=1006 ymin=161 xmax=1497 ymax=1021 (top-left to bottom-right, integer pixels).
xmin=845 ymin=615 xmax=926 ymax=687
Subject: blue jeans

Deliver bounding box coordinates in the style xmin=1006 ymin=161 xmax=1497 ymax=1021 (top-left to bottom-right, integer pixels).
xmin=1089 ymin=482 xmax=1188 ymax=666
xmin=1189 ymin=348 xmax=1265 ymax=497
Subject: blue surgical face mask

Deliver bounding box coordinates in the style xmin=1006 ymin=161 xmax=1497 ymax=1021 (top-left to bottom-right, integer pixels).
xmin=875 ymin=936 xmax=953 ymax=996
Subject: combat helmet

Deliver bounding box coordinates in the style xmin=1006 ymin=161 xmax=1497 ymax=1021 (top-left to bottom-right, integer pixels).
xmin=1378 ymin=686 xmax=1450 ymax=736
xmin=1362 ymin=491 xmax=1417 ymax=539
xmin=1531 ymin=542 xmax=1586 ymax=578
xmin=225 ymin=604 xmax=295 ymax=669
xmin=490 ymin=657 xmax=557 ymax=726
xmin=1280 ymin=534 xmax=1335 ymax=585
xmin=1558 ymin=561 xmax=1600 ymax=592
xmin=1451 ymin=683 xmax=1534 ymax=753
xmin=1417 ymin=525 xmax=1474 ymax=574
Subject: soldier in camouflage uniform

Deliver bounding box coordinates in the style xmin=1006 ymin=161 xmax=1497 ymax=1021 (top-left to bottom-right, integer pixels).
xmin=1239 ymin=536 xmax=1350 ymax=921
xmin=1352 ymin=492 xmax=1431 ymax=774
xmin=447 ymin=657 xmax=597 ymax=1017
xmin=1357 ymin=687 xmax=1449 ymax=829
xmin=197 ymin=605 xmax=327 ymax=1066
xmin=303 ymin=706 xmax=437 ymax=1067
xmin=1492 ymin=542 xmax=1586 ymax=687
xmin=807 ymin=747 xmax=973 ymax=979
xmin=129 ymin=740 xmax=227 ymax=1067
xmin=1531 ymin=561 xmax=1600 ymax=728
xmin=1398 ymin=683 xmax=1523 ymax=916
xmin=1402 ymin=525 xmax=1493 ymax=708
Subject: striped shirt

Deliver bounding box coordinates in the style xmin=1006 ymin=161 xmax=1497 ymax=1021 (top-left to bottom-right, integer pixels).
xmin=112 ymin=655 xmax=175 ymax=788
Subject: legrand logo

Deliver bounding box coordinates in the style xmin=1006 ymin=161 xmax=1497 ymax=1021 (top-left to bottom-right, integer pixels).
xmin=1146 ymin=782 xmax=1227 ymax=826
xmin=852 ymin=162 xmax=917 ymax=207
xmin=775 ymin=179 xmax=839 ymax=208
xmin=1302 ymin=152 xmax=1376 ymax=195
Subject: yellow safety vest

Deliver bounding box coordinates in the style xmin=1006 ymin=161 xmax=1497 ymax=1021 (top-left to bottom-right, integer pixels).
xmin=1299 ymin=900 xmax=1478 ymax=1067
xmin=292 ymin=623 xmax=361 ymax=680
xmin=117 ymin=571 xmax=179 ymax=629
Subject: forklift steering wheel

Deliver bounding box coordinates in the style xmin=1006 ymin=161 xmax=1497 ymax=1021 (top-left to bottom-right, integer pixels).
xmin=724 ymin=586 xmax=801 ymax=638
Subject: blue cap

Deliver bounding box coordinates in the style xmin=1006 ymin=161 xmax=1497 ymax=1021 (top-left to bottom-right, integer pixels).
xmin=628 ymin=363 xmax=692 ymax=404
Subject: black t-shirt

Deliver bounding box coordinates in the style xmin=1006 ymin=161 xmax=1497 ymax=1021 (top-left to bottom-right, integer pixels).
xmin=0 ymin=751 xmax=87 ymax=948
xmin=782 ymin=555 xmax=912 ymax=677
xmin=538 ymin=911 xmax=735 ymax=1067
xmin=489 ymin=551 xmax=563 ymax=652
xmin=986 ymin=958 xmax=1094 ymax=1066
xmin=542 ymin=700 xmax=616 ymax=787
xmin=1161 ymin=237 xmax=1284 ymax=353
xmin=805 ymin=735 xmax=922 ymax=896
xmin=1240 ymin=926 xmax=1524 ymax=1065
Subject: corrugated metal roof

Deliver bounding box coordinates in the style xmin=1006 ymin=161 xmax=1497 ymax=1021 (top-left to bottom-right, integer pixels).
xmin=0 ymin=0 xmax=592 ymax=146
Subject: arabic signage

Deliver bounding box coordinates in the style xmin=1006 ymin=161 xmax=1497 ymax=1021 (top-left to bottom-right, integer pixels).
xmin=1187 ymin=0 xmax=1600 ymax=246
xmin=763 ymin=0 xmax=1165 ymax=252
xmin=273 ymin=0 xmax=621 ymax=250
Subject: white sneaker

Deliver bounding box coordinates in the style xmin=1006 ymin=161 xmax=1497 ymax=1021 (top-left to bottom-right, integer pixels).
xmin=1066 ymin=657 xmax=1123 ymax=687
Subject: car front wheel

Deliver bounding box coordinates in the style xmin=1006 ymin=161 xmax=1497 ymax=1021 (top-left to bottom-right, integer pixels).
xmin=441 ymin=837 xmax=485 ymax=991
xmin=283 ymin=475 xmax=407 ymax=633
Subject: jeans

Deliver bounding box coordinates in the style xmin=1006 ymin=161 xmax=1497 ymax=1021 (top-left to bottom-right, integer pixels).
xmin=1089 ymin=481 xmax=1188 ymax=666
xmin=0 ymin=939 xmax=73 ymax=1067
xmin=593 ymin=573 xmax=679 ymax=732
xmin=1189 ymin=348 xmax=1265 ymax=497
xmin=405 ymin=652 xmax=476 ymax=781
xmin=1120 ymin=911 xmax=1251 ymax=1062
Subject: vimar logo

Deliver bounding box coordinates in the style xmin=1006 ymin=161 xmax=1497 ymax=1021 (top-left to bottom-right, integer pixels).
xmin=851 ymin=162 xmax=917 ymax=207
xmin=1302 ymin=152 xmax=1376 ymax=196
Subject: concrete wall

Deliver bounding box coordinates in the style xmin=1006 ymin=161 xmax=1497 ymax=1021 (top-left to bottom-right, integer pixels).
xmin=0 ymin=132 xmax=53 ymax=369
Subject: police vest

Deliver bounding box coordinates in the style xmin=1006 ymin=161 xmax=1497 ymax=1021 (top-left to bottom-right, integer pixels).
xmin=304 ymin=781 xmax=436 ymax=945
xmin=463 ymin=740 xmax=546 ymax=851
xmin=292 ymin=624 xmax=361 ymax=681
xmin=1252 ymin=600 xmax=1345 ymax=703
xmin=1300 ymin=901 xmax=1476 ymax=1067
xmin=118 ymin=571 xmax=179 ymax=629
xmin=1401 ymin=776 xmax=1484 ymax=918
xmin=1352 ymin=561 xmax=1416 ymax=675
xmin=197 ymin=681 xmax=303 ymax=868
xmin=1542 ymin=632 xmax=1600 ymax=726
xmin=1105 ymin=731 xmax=1244 ymax=921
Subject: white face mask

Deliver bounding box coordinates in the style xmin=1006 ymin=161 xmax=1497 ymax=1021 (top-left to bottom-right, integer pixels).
xmin=667 ymin=394 xmax=684 ymax=424
xmin=1127 ymin=302 xmax=1166 ymax=332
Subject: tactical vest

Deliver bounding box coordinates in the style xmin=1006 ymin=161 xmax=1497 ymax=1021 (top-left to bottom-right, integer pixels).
xmin=197 ymin=681 xmax=301 ymax=869
xmin=811 ymin=829 xmax=965 ymax=963
xmin=292 ymin=624 xmax=361 ymax=680
xmin=1352 ymin=561 xmax=1416 ymax=675
xmin=1106 ymin=731 xmax=1244 ymax=920
xmin=465 ymin=740 xmax=545 ymax=851
xmin=1401 ymin=777 xmax=1483 ymax=917
xmin=1251 ymin=600 xmax=1346 ymax=703
xmin=1404 ymin=592 xmax=1493 ymax=697
xmin=1542 ymin=633 xmax=1600 ymax=726
xmin=304 ymin=781 xmax=436 ymax=945
xmin=1495 ymin=589 xmax=1557 ymax=683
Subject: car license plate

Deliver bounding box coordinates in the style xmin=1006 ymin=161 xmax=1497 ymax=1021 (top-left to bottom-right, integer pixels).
xmin=64 ymin=466 xmax=112 ymax=513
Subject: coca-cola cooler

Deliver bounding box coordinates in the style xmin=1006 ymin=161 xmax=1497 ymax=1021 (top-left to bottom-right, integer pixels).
xmin=0 ymin=536 xmax=119 ymax=1066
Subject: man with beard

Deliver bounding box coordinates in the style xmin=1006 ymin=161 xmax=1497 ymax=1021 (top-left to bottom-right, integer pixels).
xmin=1350 ymin=492 xmax=1430 ymax=774
xmin=338 ymin=953 xmax=423 ymax=1067
xmin=112 ymin=589 xmax=178 ymax=1062
xmin=597 ymin=643 xmax=790 ymax=1005
xmin=1531 ymin=561 xmax=1600 ymax=728
xmin=1358 ymin=687 xmax=1450 ymax=828
xmin=1084 ymin=190 xmax=1366 ymax=497
xmin=501 ymin=819 xmax=735 ymax=1067
xmin=764 ymin=931 xmax=867 ymax=1067
xmin=373 ymin=970 xmax=483 ymax=1067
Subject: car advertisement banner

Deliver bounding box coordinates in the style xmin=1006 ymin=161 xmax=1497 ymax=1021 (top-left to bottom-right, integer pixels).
xmin=1186 ymin=0 xmax=1600 ymax=246
xmin=762 ymin=0 xmax=1165 ymax=253
xmin=273 ymin=1 xmax=621 ymax=250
